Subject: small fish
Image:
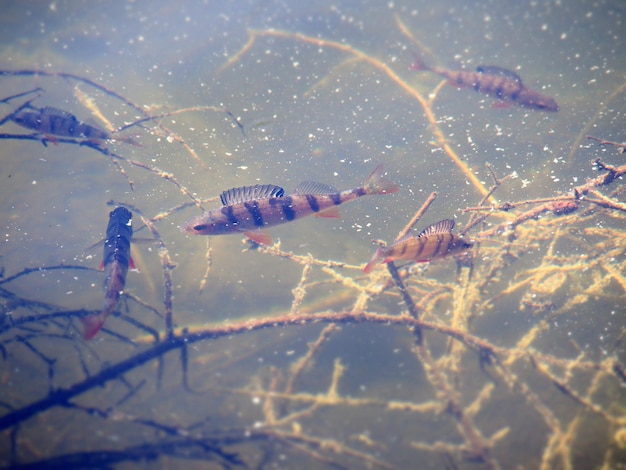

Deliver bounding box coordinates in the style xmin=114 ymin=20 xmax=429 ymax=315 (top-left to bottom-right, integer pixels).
xmin=181 ymin=164 xmax=399 ymax=245
xmin=11 ymin=106 xmax=138 ymax=144
xmin=82 ymin=207 xmax=135 ymax=340
xmin=363 ymin=219 xmax=473 ymax=274
xmin=411 ymin=55 xmax=559 ymax=112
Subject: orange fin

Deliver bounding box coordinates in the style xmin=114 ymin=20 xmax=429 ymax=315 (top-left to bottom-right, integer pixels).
xmin=129 ymin=257 xmax=136 ymax=270
xmin=43 ymin=135 xmax=60 ymax=145
xmin=447 ymin=80 xmax=468 ymax=89
xmin=363 ymin=246 xmax=385 ymax=274
xmin=314 ymin=206 xmax=340 ymax=218
xmin=409 ymin=52 xmax=429 ymax=72
xmin=243 ymin=230 xmax=272 ymax=245
xmin=491 ymin=101 xmax=513 ymax=109
xmin=81 ymin=314 xmax=105 ymax=340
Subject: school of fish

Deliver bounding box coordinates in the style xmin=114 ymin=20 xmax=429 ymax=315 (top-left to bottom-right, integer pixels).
xmin=0 ymin=49 xmax=561 ymax=339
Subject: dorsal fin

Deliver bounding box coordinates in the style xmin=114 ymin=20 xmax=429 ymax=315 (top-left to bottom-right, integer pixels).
xmin=40 ymin=106 xmax=78 ymax=121
xmin=220 ymin=184 xmax=284 ymax=206
xmin=293 ymin=181 xmax=338 ymax=195
xmin=476 ymin=65 xmax=522 ymax=83
xmin=418 ymin=219 xmax=455 ymax=238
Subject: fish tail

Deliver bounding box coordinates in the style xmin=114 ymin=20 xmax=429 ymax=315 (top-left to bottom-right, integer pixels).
xmin=363 ymin=246 xmax=385 ymax=274
xmin=81 ymin=313 xmax=106 ymax=340
xmin=410 ymin=52 xmax=429 ymax=72
xmin=363 ymin=164 xmax=399 ymax=195
xmin=113 ymin=134 xmax=142 ymax=147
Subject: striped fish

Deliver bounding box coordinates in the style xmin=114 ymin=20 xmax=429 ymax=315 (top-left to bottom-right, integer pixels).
xmin=11 ymin=106 xmax=138 ymax=144
xmin=411 ymin=55 xmax=559 ymax=112
xmin=181 ymin=164 xmax=399 ymax=245
xmin=82 ymin=207 xmax=135 ymax=340
xmin=363 ymin=219 xmax=473 ymax=274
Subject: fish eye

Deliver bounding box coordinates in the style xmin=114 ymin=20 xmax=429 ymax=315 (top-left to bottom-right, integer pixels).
xmin=193 ymin=224 xmax=208 ymax=231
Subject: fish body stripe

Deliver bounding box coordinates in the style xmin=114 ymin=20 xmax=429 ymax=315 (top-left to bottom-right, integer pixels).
xmin=399 ymin=241 xmax=409 ymax=257
xmin=305 ymin=195 xmax=320 ymax=212
xmin=222 ymin=205 xmax=240 ymax=227
xmin=330 ymin=193 xmax=342 ymax=205
xmin=433 ymin=234 xmax=445 ymax=259
xmin=244 ymin=201 xmax=265 ymax=227
xmin=269 ymin=196 xmax=297 ymax=221
xmin=283 ymin=205 xmax=296 ymax=220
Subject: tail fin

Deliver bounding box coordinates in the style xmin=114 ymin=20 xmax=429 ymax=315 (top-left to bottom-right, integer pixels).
xmin=81 ymin=314 xmax=105 ymax=340
xmin=114 ymin=134 xmax=142 ymax=147
xmin=363 ymin=246 xmax=385 ymax=274
xmin=363 ymin=164 xmax=399 ymax=195
xmin=410 ymin=52 xmax=430 ymax=72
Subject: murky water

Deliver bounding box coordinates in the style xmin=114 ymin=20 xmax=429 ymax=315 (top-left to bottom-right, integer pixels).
xmin=1 ymin=0 xmax=625 ymax=468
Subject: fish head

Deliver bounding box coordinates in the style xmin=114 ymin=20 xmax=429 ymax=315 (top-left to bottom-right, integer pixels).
xmin=450 ymin=236 xmax=474 ymax=255
xmin=109 ymin=207 xmax=132 ymax=224
xmin=517 ymin=88 xmax=559 ymax=112
xmin=180 ymin=212 xmax=233 ymax=236
xmin=460 ymin=238 xmax=474 ymax=250
xmin=11 ymin=110 xmax=40 ymax=128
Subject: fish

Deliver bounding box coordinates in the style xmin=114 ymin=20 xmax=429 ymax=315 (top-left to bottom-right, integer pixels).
xmin=11 ymin=106 xmax=138 ymax=144
xmin=411 ymin=55 xmax=559 ymax=112
xmin=181 ymin=164 xmax=399 ymax=245
xmin=82 ymin=207 xmax=135 ymax=340
xmin=363 ymin=219 xmax=473 ymax=274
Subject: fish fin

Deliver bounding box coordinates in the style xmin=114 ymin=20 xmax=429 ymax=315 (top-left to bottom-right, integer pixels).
xmin=476 ymin=65 xmax=522 ymax=83
xmin=363 ymin=164 xmax=399 ymax=195
xmin=220 ymin=184 xmax=285 ymax=206
xmin=293 ymin=181 xmax=338 ymax=195
xmin=129 ymin=257 xmax=137 ymax=270
xmin=131 ymin=237 xmax=156 ymax=244
xmin=98 ymin=260 xmax=105 ymax=270
xmin=314 ymin=206 xmax=341 ymax=218
xmin=243 ymin=230 xmax=272 ymax=245
xmin=447 ymin=79 xmax=468 ymax=89
xmin=42 ymin=135 xmax=60 ymax=145
xmin=491 ymin=101 xmax=513 ymax=109
xmin=363 ymin=246 xmax=385 ymax=274
xmin=85 ymin=237 xmax=104 ymax=251
xmin=81 ymin=314 xmax=105 ymax=340
xmin=409 ymin=52 xmax=429 ymax=72
xmin=40 ymin=106 xmax=78 ymax=121
xmin=112 ymin=134 xmax=143 ymax=147
xmin=418 ymin=219 xmax=455 ymax=237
